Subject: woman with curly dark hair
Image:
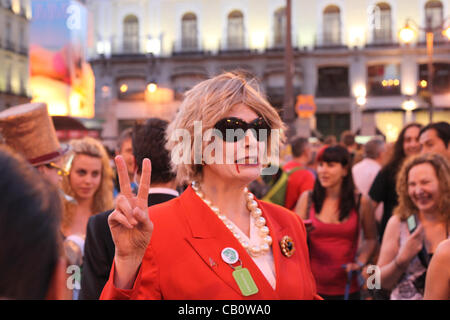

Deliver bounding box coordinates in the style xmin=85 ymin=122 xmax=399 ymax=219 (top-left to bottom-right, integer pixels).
xmin=295 ymin=145 xmax=377 ymax=299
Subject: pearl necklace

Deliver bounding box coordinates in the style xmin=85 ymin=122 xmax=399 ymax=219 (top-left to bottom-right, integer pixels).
xmin=191 ymin=181 xmax=272 ymax=257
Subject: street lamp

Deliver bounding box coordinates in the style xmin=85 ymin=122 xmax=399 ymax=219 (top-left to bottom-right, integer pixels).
xmin=399 ymin=16 xmax=450 ymax=123
xmin=283 ymin=0 xmax=295 ymax=137
xmin=147 ymin=83 xmax=158 ymax=93
xmin=354 ymin=85 xmax=367 ymax=107
xmin=402 ymin=96 xmax=418 ymax=123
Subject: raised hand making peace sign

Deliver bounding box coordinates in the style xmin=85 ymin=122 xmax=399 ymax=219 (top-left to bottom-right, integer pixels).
xmin=108 ymin=155 xmax=153 ymax=289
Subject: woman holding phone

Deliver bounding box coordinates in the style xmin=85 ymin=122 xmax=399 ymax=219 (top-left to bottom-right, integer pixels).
xmin=377 ymin=153 xmax=450 ymax=300
xmin=100 ymin=72 xmax=321 ymax=300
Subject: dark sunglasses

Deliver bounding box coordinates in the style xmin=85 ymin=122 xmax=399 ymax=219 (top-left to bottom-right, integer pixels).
xmin=45 ymin=162 xmax=69 ymax=176
xmin=45 ymin=154 xmax=74 ymax=177
xmin=213 ymin=117 xmax=271 ymax=142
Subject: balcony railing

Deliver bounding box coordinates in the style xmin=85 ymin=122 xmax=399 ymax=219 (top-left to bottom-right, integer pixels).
xmin=218 ymin=36 xmax=251 ymax=54
xmin=172 ymin=39 xmax=206 ymax=56
xmin=314 ymin=31 xmax=347 ymax=49
xmin=115 ymin=41 xmax=140 ymax=55
xmin=4 ymin=39 xmax=15 ymax=52
xmin=18 ymin=45 xmax=28 ymax=56
xmin=316 ymin=87 xmax=350 ymax=97
xmin=417 ymin=30 xmax=449 ymax=46
xmin=367 ymin=83 xmax=401 ymax=96
xmin=106 ymin=36 xmax=145 ymax=56
xmin=0 ymin=38 xmax=28 ymax=56
xmin=366 ymin=29 xmax=399 ymax=47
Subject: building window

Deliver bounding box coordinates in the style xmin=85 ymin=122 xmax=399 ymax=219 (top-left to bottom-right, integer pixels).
xmin=316 ymin=113 xmax=350 ymax=138
xmin=425 ymin=1 xmax=443 ymax=28
xmin=372 ymin=2 xmax=392 ymax=44
xmin=19 ymin=24 xmax=26 ymax=54
xmin=6 ymin=65 xmax=12 ymax=92
xmin=227 ymin=10 xmax=245 ymax=50
xmin=123 ymin=15 xmax=139 ymax=53
xmin=418 ymin=63 xmax=450 ymax=94
xmin=367 ymin=64 xmax=401 ymax=96
xmin=273 ymin=7 xmax=286 ymax=48
xmin=2 ymin=0 xmax=12 ymax=9
xmin=117 ymin=77 xmax=146 ymax=101
xmin=322 ymin=5 xmax=341 ymax=46
xmin=316 ymin=66 xmax=349 ymax=97
xmin=19 ymin=75 xmax=26 ymax=96
xmin=181 ymin=12 xmax=198 ymax=51
xmin=5 ymin=18 xmax=13 ymax=50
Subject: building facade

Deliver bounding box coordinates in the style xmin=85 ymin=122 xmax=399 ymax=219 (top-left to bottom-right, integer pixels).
xmin=86 ymin=0 xmax=450 ymax=144
xmin=0 ymin=0 xmax=31 ymax=111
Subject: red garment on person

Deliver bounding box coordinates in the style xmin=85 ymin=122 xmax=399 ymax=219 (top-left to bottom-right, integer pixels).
xmin=308 ymin=206 xmax=360 ymax=296
xmin=283 ymin=161 xmax=315 ymax=210
xmin=100 ymin=186 xmax=322 ymax=300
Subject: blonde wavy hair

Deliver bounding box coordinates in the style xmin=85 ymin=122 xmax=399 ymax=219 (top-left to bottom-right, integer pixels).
xmin=394 ymin=153 xmax=450 ymax=222
xmin=166 ymin=71 xmax=286 ymax=185
xmin=61 ymin=137 xmax=114 ymax=231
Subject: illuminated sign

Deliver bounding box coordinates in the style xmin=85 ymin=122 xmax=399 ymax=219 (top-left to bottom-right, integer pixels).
xmin=30 ymin=0 xmax=94 ymax=118
xmin=295 ymin=95 xmax=316 ymax=119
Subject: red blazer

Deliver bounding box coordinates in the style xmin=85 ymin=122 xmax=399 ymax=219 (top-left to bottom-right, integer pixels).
xmin=100 ymin=186 xmax=321 ymax=300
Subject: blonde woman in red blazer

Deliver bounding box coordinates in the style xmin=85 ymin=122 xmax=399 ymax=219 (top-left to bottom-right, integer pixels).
xmin=100 ymin=72 xmax=321 ymax=300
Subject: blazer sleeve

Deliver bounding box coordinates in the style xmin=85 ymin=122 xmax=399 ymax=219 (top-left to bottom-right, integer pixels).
xmin=79 ymin=211 xmax=114 ymax=300
xmin=100 ymin=245 xmax=162 ymax=300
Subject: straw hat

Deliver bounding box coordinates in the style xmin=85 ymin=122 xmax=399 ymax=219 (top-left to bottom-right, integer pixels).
xmin=0 ymin=102 xmax=67 ymax=166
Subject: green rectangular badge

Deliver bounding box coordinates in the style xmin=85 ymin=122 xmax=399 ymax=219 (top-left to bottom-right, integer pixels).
xmin=232 ymin=266 xmax=259 ymax=296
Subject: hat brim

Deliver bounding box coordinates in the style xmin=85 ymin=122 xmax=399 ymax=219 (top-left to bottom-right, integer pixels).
xmin=30 ymin=144 xmax=70 ymax=167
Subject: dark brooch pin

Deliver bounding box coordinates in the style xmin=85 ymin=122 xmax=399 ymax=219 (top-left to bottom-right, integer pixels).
xmin=280 ymin=235 xmax=295 ymax=258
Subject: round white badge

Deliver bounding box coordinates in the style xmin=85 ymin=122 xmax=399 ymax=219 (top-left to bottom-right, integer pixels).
xmin=221 ymin=247 xmax=239 ymax=264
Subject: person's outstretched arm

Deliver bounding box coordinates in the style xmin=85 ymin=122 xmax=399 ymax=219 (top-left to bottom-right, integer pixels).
xmin=101 ymin=156 xmax=153 ymax=297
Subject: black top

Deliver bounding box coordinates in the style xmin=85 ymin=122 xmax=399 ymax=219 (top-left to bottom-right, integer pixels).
xmin=79 ymin=192 xmax=178 ymax=300
xmin=369 ymin=167 xmax=398 ymax=241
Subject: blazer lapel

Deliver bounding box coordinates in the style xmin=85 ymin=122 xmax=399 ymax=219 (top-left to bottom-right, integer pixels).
xmin=259 ymin=201 xmax=309 ymax=299
xmin=180 ymin=187 xmax=284 ymax=299
xmin=180 ymin=187 xmax=244 ymax=296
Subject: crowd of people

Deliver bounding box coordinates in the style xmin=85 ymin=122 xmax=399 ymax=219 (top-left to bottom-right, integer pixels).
xmin=0 ymin=72 xmax=448 ymax=300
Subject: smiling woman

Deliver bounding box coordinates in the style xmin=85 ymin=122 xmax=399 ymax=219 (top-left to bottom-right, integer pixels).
xmin=377 ymin=153 xmax=450 ymax=300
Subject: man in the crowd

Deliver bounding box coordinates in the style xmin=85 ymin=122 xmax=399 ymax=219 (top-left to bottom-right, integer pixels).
xmin=0 ymin=103 xmax=68 ymax=187
xmin=340 ymin=130 xmax=363 ymax=164
xmin=340 ymin=130 xmax=357 ymax=154
xmin=419 ymin=121 xmax=449 ymax=160
xmin=0 ymin=145 xmax=68 ymax=299
xmin=324 ymin=135 xmax=337 ymax=146
xmin=283 ymin=137 xmax=315 ymax=211
xmin=352 ymin=138 xmax=386 ymax=223
xmin=80 ymin=118 xmax=179 ymax=300
xmin=113 ymin=128 xmax=137 ymax=197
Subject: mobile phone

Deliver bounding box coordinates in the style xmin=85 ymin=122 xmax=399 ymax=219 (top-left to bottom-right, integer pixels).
xmin=407 ymin=215 xmax=417 ymax=234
